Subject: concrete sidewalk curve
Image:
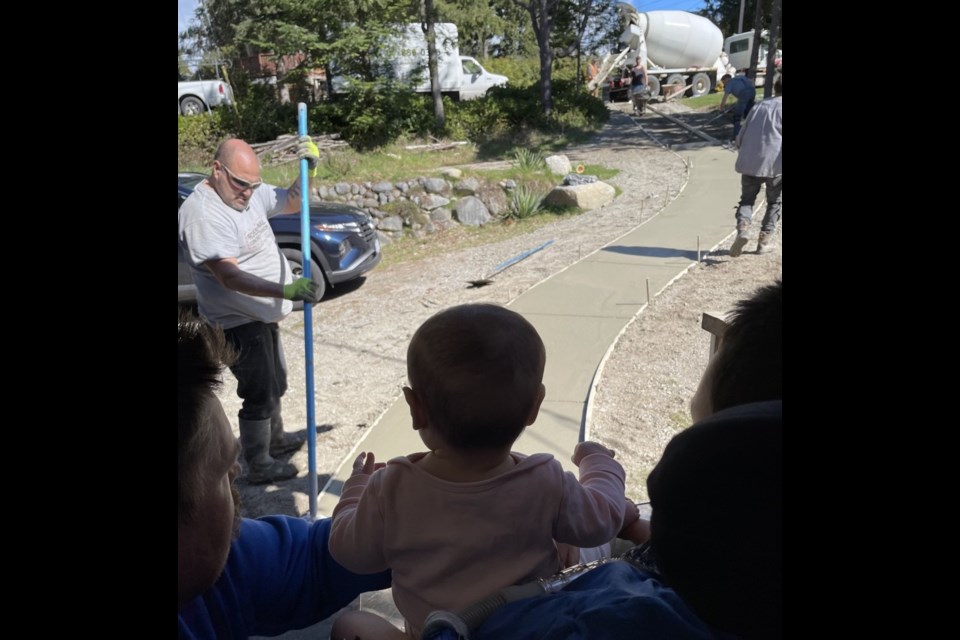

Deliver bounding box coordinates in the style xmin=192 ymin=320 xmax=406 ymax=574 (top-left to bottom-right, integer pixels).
xmin=316 ymin=145 xmax=740 ymax=517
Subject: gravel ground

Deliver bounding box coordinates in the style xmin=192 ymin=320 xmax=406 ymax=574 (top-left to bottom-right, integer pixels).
xmin=226 ymin=102 xmax=782 ymax=518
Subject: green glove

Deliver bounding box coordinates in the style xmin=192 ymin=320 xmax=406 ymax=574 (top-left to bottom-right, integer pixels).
xmin=297 ymin=136 xmax=320 ymax=178
xmin=282 ymin=277 xmax=320 ymax=302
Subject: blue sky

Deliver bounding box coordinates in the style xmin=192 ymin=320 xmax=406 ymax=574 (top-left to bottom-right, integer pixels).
xmin=179 ymin=1 xmax=708 ymax=37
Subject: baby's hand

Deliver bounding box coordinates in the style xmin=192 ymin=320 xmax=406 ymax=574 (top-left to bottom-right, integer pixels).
xmin=571 ymin=441 xmax=616 ymax=466
xmin=351 ymin=452 xmax=385 ymax=477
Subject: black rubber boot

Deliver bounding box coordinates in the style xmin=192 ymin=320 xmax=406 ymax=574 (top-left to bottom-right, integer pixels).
xmin=240 ymin=418 xmax=298 ymax=484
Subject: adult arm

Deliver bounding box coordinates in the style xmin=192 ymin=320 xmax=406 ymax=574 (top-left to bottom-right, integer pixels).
xmin=205 ymin=258 xmax=287 ymax=299
xmin=209 ymin=516 xmax=391 ymax=638
xmin=274 ymin=137 xmax=320 ymax=215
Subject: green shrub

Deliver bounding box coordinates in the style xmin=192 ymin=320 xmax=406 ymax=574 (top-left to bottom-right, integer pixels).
xmin=509 ymin=183 xmax=546 ymax=219
xmin=446 ymin=97 xmax=509 ymax=141
xmin=513 ymin=148 xmax=545 ymax=172
xmin=178 ymin=111 xmax=228 ymax=168
xmin=317 ymin=82 xmax=434 ymax=150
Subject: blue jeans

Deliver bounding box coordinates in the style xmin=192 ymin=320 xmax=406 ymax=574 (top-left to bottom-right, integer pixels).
xmin=732 ymin=97 xmax=756 ymax=137
xmin=224 ymin=321 xmax=287 ymax=421
xmin=736 ymin=174 xmax=782 ymax=234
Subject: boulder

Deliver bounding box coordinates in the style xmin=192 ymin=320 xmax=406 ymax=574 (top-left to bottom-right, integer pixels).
xmin=454 ymin=196 xmax=492 ymax=227
xmin=544 ymin=181 xmax=616 ymax=210
xmin=545 ymin=154 xmax=572 ymax=175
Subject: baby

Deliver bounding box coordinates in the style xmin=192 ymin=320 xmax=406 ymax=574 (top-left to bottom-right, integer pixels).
xmin=329 ymin=304 xmax=630 ymax=639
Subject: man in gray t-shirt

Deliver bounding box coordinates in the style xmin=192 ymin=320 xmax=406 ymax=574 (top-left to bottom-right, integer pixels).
xmin=179 ymin=137 xmax=320 ymax=483
xmin=729 ymin=75 xmax=782 ymax=257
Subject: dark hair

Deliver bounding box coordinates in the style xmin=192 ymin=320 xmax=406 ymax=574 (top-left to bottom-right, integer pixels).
xmin=648 ymin=401 xmax=782 ymax=639
xmin=407 ymin=304 xmax=546 ymax=450
xmin=721 ymin=73 xmax=732 ymax=82
xmin=710 ymin=280 xmax=782 ymax=412
xmin=178 ymin=308 xmax=235 ymax=522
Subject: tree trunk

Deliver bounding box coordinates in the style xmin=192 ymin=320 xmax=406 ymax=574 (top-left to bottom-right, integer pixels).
xmin=515 ymin=0 xmax=559 ymax=115
xmin=748 ymin=0 xmax=764 ymax=81
xmin=421 ymin=0 xmax=445 ymax=130
xmin=763 ymin=0 xmax=781 ymax=98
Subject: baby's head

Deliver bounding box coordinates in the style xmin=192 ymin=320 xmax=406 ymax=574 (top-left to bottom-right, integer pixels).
xmin=406 ymin=304 xmax=546 ymax=451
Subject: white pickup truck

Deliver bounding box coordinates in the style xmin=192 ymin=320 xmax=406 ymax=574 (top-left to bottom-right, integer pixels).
xmin=178 ymin=79 xmax=235 ymax=116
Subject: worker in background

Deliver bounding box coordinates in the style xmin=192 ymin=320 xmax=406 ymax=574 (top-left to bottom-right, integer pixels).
xmin=630 ymin=57 xmax=649 ymax=116
xmin=719 ymin=72 xmax=757 ymax=139
xmin=586 ymin=59 xmax=601 ymax=98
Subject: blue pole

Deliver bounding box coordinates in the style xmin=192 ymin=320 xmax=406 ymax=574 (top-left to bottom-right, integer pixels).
xmin=297 ymin=103 xmax=319 ymax=520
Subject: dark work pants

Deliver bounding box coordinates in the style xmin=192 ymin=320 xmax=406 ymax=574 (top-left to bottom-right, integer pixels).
xmin=736 ymin=174 xmax=783 ymax=234
xmin=732 ymin=97 xmax=755 ymax=137
xmin=224 ymin=321 xmax=287 ymax=421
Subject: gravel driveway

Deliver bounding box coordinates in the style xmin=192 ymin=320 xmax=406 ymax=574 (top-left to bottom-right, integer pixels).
xmin=227 ymin=103 xmax=782 ymax=518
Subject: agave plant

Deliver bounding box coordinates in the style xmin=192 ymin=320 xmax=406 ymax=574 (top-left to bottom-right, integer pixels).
xmin=509 ymin=184 xmax=546 ymax=219
xmin=513 ymin=147 xmax=546 ymax=173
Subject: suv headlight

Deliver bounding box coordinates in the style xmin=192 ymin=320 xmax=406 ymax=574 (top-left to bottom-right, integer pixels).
xmin=314 ymin=222 xmax=360 ymax=232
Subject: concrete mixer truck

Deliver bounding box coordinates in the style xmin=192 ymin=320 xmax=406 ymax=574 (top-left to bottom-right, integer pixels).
xmin=591 ymin=3 xmax=734 ymax=101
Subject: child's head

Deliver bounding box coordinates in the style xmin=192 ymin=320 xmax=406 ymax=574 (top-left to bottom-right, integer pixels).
xmin=690 ymin=279 xmax=782 ymax=422
xmin=405 ymin=304 xmax=546 ymax=451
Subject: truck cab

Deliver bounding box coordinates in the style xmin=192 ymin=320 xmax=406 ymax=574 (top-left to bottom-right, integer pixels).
xmin=458 ymin=56 xmax=508 ymax=100
xmin=723 ymin=31 xmax=782 ymax=86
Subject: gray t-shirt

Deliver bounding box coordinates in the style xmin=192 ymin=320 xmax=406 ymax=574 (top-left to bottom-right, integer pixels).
xmin=735 ymin=97 xmax=782 ymax=178
xmin=179 ymin=181 xmax=293 ymax=329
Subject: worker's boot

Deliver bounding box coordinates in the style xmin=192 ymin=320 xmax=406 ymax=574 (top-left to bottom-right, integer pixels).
xmin=730 ymin=222 xmax=750 ymax=258
xmin=756 ymin=231 xmax=771 ymax=254
xmin=240 ymin=418 xmax=298 ymax=485
xmin=269 ymin=401 xmax=305 ymax=456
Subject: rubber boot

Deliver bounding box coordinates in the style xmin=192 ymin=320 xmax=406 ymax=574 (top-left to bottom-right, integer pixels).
xmin=240 ymin=418 xmax=298 ymax=484
xmin=270 ymin=401 xmax=304 ymax=456
xmin=756 ymin=231 xmax=770 ymax=254
xmin=730 ymin=222 xmax=750 ymax=258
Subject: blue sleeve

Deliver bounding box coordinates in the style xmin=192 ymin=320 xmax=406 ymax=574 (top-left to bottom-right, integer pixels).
xmin=179 ymin=516 xmax=391 ymax=639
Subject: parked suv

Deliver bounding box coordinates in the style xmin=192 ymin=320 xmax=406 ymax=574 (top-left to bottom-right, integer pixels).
xmin=178 ymin=172 xmax=382 ymax=306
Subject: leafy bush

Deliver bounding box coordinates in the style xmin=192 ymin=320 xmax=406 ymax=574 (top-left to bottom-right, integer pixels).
xmin=445 ymin=96 xmax=509 ymax=141
xmin=221 ymin=82 xmax=299 ymax=143
xmin=178 ymin=111 xmax=228 ymax=168
xmin=316 ymin=82 xmax=434 ymax=150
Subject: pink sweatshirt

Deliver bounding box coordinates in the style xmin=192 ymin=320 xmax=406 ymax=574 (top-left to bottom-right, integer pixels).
xmin=328 ymin=451 xmax=626 ymax=638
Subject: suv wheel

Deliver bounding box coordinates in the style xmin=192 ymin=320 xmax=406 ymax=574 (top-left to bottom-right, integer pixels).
xmin=282 ymin=247 xmax=327 ymax=309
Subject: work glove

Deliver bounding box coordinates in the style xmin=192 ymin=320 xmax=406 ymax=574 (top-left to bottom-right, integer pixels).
xmin=282 ymin=277 xmax=320 ymax=303
xmin=297 ymin=136 xmax=320 ymax=177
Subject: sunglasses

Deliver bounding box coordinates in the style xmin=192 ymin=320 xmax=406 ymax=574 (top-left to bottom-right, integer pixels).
xmin=219 ymin=163 xmax=263 ymax=191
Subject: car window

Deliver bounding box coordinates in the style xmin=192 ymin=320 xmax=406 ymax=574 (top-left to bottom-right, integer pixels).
xmin=462 ymin=59 xmax=481 ymax=75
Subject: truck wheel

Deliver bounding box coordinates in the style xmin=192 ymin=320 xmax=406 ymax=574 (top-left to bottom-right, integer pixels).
xmin=666 ymin=74 xmax=685 ymax=88
xmin=282 ymin=248 xmax=327 ymax=310
xmin=180 ymin=96 xmax=205 ymax=116
xmin=690 ymin=73 xmax=712 ymax=98
xmin=646 ymin=76 xmax=661 ymax=100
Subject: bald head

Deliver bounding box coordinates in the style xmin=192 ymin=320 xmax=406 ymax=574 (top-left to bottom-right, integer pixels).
xmin=211 ymin=139 xmax=262 ymax=211
xmin=214 ymin=139 xmax=259 ymax=175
